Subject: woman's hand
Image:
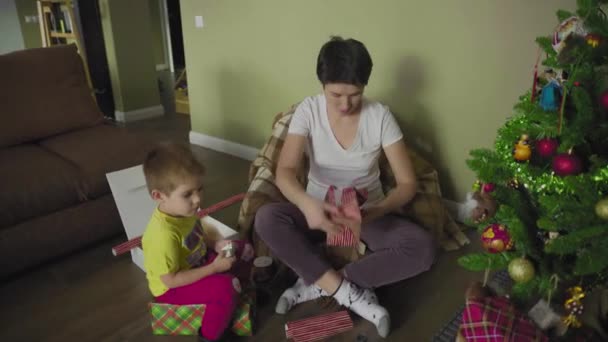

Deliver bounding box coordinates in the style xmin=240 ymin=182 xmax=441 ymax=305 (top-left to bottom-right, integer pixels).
xmin=301 ymin=197 xmax=343 ymax=235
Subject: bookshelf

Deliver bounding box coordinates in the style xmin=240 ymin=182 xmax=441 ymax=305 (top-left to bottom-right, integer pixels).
xmin=38 ymin=0 xmax=79 ymax=47
xmin=37 ymin=0 xmax=93 ymax=94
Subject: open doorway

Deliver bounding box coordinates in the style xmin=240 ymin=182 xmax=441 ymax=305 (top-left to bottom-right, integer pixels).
xmin=158 ymin=0 xmax=188 ymax=115
xmin=166 ymin=0 xmax=184 ymax=71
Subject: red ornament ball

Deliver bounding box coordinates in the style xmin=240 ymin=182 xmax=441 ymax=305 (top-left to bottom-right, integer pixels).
xmin=574 ymin=81 xmax=581 ymax=87
xmin=481 ymin=224 xmax=513 ymax=253
xmin=536 ymin=138 xmax=559 ymax=158
xmin=482 ymin=183 xmax=496 ymax=193
xmin=601 ymin=91 xmax=608 ymax=111
xmin=552 ymin=152 xmax=582 ymax=176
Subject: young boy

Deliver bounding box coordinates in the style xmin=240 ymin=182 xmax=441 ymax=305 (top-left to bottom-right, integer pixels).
xmin=142 ymin=142 xmax=249 ymax=341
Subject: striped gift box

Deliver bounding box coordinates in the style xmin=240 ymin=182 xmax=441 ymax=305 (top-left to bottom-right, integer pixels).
xmin=285 ymin=310 xmax=353 ymax=342
xmin=326 ymin=186 xmax=361 ymax=247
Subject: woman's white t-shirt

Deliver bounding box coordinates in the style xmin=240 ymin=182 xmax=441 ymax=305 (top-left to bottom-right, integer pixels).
xmin=288 ymin=94 xmax=403 ymax=207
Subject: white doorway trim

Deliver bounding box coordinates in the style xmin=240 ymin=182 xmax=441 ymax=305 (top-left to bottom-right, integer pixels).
xmin=159 ymin=0 xmax=174 ymax=73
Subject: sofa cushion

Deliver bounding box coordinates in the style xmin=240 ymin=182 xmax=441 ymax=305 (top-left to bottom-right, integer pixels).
xmin=0 ymin=45 xmax=103 ymax=148
xmin=0 ymin=145 xmax=86 ymax=228
xmin=0 ymin=195 xmax=123 ymax=278
xmin=39 ymin=124 xmax=150 ymax=199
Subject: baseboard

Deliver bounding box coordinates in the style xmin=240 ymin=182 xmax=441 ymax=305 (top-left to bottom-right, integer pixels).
xmin=115 ymin=105 xmax=164 ymax=123
xmin=189 ymin=131 xmax=258 ymax=161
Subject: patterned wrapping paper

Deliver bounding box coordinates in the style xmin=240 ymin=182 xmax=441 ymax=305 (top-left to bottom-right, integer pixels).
xmin=231 ymin=288 xmax=256 ymax=336
xmin=285 ymin=310 xmax=353 ymax=342
xmin=325 ymin=186 xmax=362 ymax=247
xmin=149 ymin=289 xmax=256 ymax=336
xmin=149 ymin=303 xmax=206 ymax=335
xmin=460 ymin=296 xmax=548 ymax=342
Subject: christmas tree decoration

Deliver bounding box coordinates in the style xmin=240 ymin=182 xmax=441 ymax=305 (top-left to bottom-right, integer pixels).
xmin=508 ymin=257 xmax=535 ymax=283
xmin=513 ymin=135 xmax=532 ymax=162
xmin=482 ymin=182 xmax=496 ymax=193
xmin=468 ymin=191 xmax=498 ymax=224
xmin=585 ymin=33 xmax=601 ymax=48
xmin=552 ymin=16 xmax=587 ymax=54
xmin=481 ymin=224 xmax=513 ymax=253
xmin=596 ymin=198 xmax=608 ymax=221
xmin=535 ymin=138 xmax=559 ymax=158
xmin=540 ymin=78 xmax=562 ymax=111
xmin=472 ymin=180 xmax=482 ymax=192
xmin=507 ymin=178 xmax=521 ymax=189
xmin=562 ymin=286 xmax=585 ymax=328
xmin=552 ymin=151 xmax=582 ymax=176
xmin=600 ymin=91 xmax=608 ymax=111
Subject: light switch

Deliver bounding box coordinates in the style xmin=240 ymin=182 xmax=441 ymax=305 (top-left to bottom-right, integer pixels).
xmin=195 ymin=15 xmax=204 ymax=28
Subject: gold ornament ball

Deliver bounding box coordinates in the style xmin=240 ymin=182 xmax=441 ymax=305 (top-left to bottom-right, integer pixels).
xmin=508 ymin=258 xmax=535 ymax=283
xmin=513 ymin=146 xmax=532 ymax=161
xmin=596 ymin=198 xmax=608 ymax=221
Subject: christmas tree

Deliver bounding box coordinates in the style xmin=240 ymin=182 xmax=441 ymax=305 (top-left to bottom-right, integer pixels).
xmin=459 ymin=0 xmax=608 ymax=331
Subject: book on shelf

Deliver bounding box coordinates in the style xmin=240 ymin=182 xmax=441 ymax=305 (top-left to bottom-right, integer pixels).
xmin=60 ymin=5 xmax=72 ymax=33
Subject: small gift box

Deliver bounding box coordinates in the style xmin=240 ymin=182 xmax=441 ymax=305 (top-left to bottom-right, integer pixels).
xmin=149 ymin=302 xmax=206 ymax=336
xmin=231 ymin=288 xmax=256 ymax=336
xmin=325 ymin=186 xmax=362 ymax=247
xmin=285 ymin=310 xmax=353 ymax=342
xmin=460 ymin=296 xmax=548 ymax=341
xmin=324 ymin=186 xmax=366 ymax=267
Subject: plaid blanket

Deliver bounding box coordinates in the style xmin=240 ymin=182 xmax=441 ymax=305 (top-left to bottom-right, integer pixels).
xmin=236 ymin=104 xmax=469 ymax=257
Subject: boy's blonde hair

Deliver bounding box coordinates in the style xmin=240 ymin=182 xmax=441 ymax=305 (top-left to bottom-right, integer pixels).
xmin=143 ymin=142 xmax=205 ymax=195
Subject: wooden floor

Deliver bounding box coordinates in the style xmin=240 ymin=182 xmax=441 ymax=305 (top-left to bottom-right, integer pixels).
xmin=0 ymin=113 xmax=482 ymax=342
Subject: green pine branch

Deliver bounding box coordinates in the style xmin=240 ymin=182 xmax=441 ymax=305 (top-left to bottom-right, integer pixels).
xmin=544 ymin=225 xmax=607 ymax=254
xmin=458 ymin=252 xmax=514 ymax=272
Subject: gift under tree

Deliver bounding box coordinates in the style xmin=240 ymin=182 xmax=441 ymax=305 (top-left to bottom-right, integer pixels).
xmin=458 ymin=0 xmax=608 ymax=336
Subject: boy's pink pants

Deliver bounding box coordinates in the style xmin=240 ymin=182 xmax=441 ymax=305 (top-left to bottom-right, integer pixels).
xmin=155 ymin=241 xmax=251 ymax=341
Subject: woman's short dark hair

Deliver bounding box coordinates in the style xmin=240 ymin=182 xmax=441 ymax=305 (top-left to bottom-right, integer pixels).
xmin=316 ymin=36 xmax=373 ymax=86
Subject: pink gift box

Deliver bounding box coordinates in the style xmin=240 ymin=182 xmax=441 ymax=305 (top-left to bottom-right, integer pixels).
xmin=460 ymin=296 xmax=548 ymax=342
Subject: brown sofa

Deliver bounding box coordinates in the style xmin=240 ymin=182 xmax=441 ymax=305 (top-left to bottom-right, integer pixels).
xmin=0 ymin=45 xmax=150 ymax=278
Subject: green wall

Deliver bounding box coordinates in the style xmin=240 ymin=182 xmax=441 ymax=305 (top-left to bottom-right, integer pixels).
xmin=180 ymin=0 xmax=576 ymax=200
xmin=14 ymin=0 xmax=41 ymax=49
xmin=1 ymin=0 xmax=25 ymax=54
xmin=148 ymin=0 xmax=166 ymax=67
xmin=99 ymin=0 xmax=160 ymax=113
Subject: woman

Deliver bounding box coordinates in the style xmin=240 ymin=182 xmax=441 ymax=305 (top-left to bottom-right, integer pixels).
xmin=255 ymin=36 xmax=436 ymax=338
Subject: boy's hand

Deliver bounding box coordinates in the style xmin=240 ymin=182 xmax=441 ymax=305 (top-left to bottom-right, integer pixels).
xmin=211 ymin=253 xmax=236 ymax=273
xmin=214 ymin=239 xmax=232 ymax=254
